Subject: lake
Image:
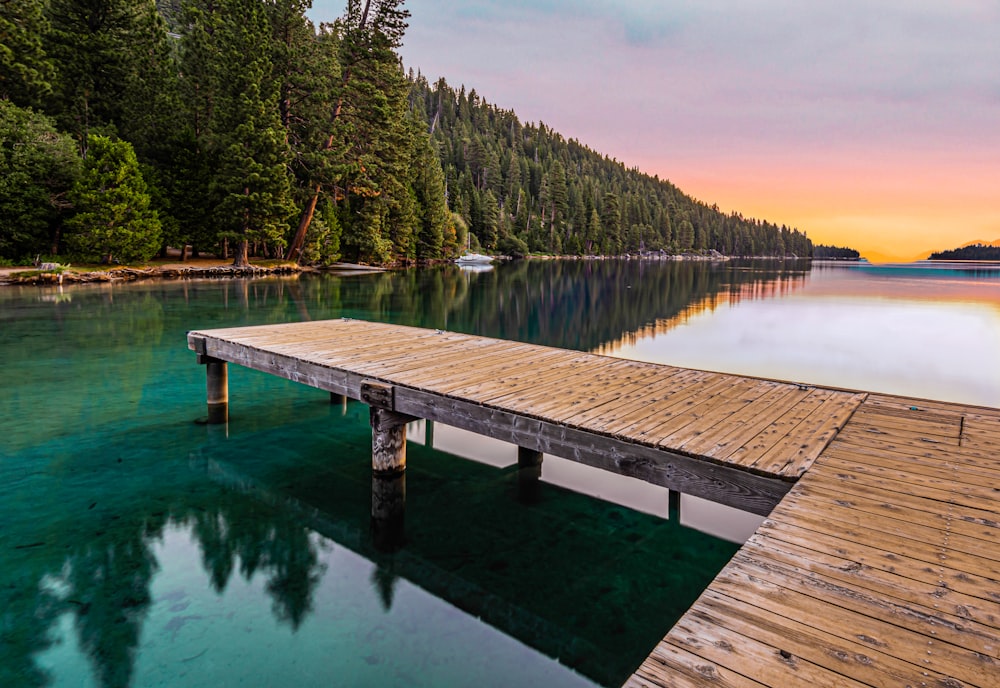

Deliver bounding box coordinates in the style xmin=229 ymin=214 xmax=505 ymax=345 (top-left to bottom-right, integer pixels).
xmin=2 ymin=259 xmax=998 ymax=687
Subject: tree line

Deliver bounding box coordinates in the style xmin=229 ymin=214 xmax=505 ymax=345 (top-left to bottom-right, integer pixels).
xmin=812 ymin=244 xmax=860 ymax=260
xmin=1 ymin=0 xmax=814 ymax=266
xmin=410 ymin=75 xmax=814 ymax=259
xmin=928 ymin=243 xmax=1000 ymax=261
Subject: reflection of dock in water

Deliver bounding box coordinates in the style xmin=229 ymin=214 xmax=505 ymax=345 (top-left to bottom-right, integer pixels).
xmin=188 ymin=318 xmax=1000 ymax=687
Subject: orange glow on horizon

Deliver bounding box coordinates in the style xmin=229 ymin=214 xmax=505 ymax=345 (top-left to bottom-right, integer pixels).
xmin=638 ymin=152 xmax=1000 ymax=262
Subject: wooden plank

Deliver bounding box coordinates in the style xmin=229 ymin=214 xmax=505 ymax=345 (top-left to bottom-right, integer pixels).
xmin=665 ymin=605 xmax=872 ymax=688
xmin=684 ymin=385 xmax=805 ymax=458
xmin=726 ymin=390 xmax=837 ymax=469
xmin=709 ymin=560 xmax=1000 ymax=683
xmin=608 ymin=374 xmax=744 ymax=440
xmin=510 ymin=359 xmax=658 ymax=422
xmin=660 ymin=380 xmax=782 ymax=450
xmin=752 ymin=392 xmax=865 ymax=477
xmin=761 ymin=503 xmax=1000 ymax=581
xmin=819 ymin=443 xmax=1000 ymax=493
xmin=727 ymin=551 xmax=1000 ymax=657
xmin=581 ymin=368 xmax=716 ymax=434
xmin=561 ymin=364 xmax=690 ymax=426
xmin=440 ymin=351 xmax=592 ymax=399
xmin=626 ymin=642 xmax=768 ymax=688
xmin=785 ymin=481 xmax=1000 ymax=548
xmin=821 ymin=439 xmax=1000 ymax=485
xmin=741 ymin=534 xmax=1000 ymax=631
xmin=677 ymin=589 xmax=964 ymax=687
xmin=808 ymin=457 xmax=1000 ymax=517
xmin=757 ymin=517 xmax=1000 ymax=606
xmin=831 ymin=430 xmax=1000 ymax=469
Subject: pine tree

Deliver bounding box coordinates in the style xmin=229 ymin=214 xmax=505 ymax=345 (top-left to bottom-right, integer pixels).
xmin=65 ymin=135 xmax=161 ymax=263
xmin=0 ymin=100 xmax=80 ymax=258
xmin=208 ymin=0 xmax=296 ymax=266
xmin=45 ymin=0 xmax=139 ymax=145
xmin=0 ymin=0 xmax=55 ymax=107
xmin=284 ymin=0 xmax=410 ymax=261
xmin=410 ymin=127 xmax=449 ymax=260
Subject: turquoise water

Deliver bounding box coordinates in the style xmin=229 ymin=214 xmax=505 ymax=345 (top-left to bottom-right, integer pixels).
xmin=2 ymin=261 xmax=787 ymax=688
xmin=4 ymin=259 xmax=997 ymax=688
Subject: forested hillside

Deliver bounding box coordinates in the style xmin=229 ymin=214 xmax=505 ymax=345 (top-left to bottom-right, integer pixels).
xmin=410 ymin=76 xmax=812 ymax=259
xmin=0 ymin=0 xmax=812 ymax=266
xmin=928 ymin=243 xmax=1000 ymax=261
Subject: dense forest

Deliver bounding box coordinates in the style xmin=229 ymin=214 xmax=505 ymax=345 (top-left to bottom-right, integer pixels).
xmin=928 ymin=243 xmax=1000 ymax=261
xmin=812 ymin=244 xmax=860 ymax=260
xmin=0 ymin=0 xmax=813 ymax=266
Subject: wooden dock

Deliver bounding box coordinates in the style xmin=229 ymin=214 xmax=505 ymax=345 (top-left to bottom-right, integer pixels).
xmin=189 ymin=319 xmax=864 ymax=514
xmin=187 ymin=318 xmax=1000 ymax=687
xmin=629 ymin=394 xmax=1000 ymax=688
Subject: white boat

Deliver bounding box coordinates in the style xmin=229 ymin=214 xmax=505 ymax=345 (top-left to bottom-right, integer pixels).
xmin=455 ymin=252 xmax=493 ymax=265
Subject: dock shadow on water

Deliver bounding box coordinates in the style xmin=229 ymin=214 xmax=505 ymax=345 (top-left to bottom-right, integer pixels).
xmin=1 ymin=260 xmax=809 ymax=687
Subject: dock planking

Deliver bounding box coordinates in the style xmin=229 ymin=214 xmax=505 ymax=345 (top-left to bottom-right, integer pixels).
xmin=188 ymin=318 xmax=865 ymax=514
xmin=187 ymin=318 xmax=1000 ymax=687
xmin=627 ymin=394 xmax=1000 ymax=688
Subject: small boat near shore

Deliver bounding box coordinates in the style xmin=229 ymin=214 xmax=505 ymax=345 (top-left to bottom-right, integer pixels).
xmin=455 ymin=252 xmax=493 ymax=265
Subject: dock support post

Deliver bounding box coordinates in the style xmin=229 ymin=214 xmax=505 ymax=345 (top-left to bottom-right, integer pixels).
xmin=517 ymin=447 xmax=543 ymax=504
xmin=518 ymin=447 xmax=543 ymax=468
xmin=200 ymin=356 xmax=228 ymax=424
xmin=361 ymin=380 xmax=417 ymax=550
xmin=669 ymin=489 xmax=681 ymax=523
xmin=371 ymin=407 xmax=408 ymax=475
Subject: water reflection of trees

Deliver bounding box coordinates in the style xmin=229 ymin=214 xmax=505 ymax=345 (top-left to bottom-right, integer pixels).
xmin=4 ymin=493 xmax=324 ymax=687
xmin=293 ymin=259 xmax=811 ymax=351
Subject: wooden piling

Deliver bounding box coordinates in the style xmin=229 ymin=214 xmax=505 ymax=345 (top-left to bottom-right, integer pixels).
xmin=370 ymin=407 xmax=408 ymax=475
xmin=203 ymin=356 xmax=228 ymax=424
xmin=517 ymin=446 xmax=544 ymax=468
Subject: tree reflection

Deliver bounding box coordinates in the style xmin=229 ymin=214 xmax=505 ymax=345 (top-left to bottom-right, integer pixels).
xmin=4 ymin=490 xmax=326 ymax=686
xmin=294 ymin=258 xmax=810 ymax=352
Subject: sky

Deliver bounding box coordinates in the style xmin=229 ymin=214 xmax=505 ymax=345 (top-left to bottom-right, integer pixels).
xmin=310 ymin=1 xmax=1000 ymax=262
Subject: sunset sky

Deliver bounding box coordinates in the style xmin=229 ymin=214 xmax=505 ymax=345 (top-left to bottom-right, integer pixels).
xmin=312 ymin=1 xmax=1000 ymax=261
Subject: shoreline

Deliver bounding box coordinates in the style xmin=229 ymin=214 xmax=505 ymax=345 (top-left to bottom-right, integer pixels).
xmin=0 ymin=260 xmax=393 ymax=286
xmin=0 ymin=252 xmax=816 ymax=286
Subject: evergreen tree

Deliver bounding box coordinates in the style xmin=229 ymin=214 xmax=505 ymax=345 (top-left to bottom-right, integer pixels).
xmin=207 ymin=0 xmax=296 ymax=266
xmin=0 ymin=101 xmax=80 ymax=257
xmin=45 ymin=0 xmax=139 ymax=144
xmin=0 ymin=0 xmax=55 ymax=107
xmin=410 ymin=127 xmax=449 ymax=259
xmin=285 ymin=0 xmax=411 ymax=262
xmin=65 ymin=135 xmax=161 ymax=263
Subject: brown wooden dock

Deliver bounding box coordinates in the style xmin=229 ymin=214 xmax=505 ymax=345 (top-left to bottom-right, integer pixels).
xmin=188 ymin=318 xmax=864 ymax=514
xmin=187 ymin=318 xmax=1000 ymax=687
xmin=628 ymin=394 xmax=1000 ymax=688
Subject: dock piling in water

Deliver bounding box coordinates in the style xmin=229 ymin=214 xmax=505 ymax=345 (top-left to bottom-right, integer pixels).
xmin=202 ymin=355 xmax=228 ymax=424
